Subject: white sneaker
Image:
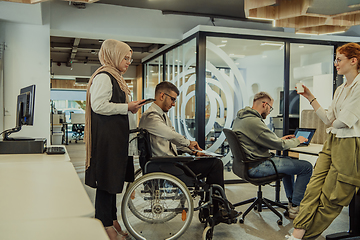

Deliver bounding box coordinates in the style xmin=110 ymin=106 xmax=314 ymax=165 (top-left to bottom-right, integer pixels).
xmin=288 ymin=205 xmax=299 ymax=219
xmin=285 ymin=234 xmax=302 ymax=240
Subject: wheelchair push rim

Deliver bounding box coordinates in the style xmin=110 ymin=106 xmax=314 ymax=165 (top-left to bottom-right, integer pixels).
xmin=121 ymin=172 xmax=194 ymax=240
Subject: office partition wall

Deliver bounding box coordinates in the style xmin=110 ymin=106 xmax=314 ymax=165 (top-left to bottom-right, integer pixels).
xmin=142 ymin=29 xmax=338 ymax=159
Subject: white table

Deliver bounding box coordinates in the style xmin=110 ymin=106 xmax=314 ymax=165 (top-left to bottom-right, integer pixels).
xmin=0 ymin=145 xmax=70 ymax=163
xmin=0 ymin=218 xmax=108 ymax=240
xmin=0 ymin=161 xmax=94 ymax=220
xmin=289 ymin=143 xmax=323 ymax=156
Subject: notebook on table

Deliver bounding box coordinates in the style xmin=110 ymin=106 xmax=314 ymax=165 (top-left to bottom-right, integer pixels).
xmin=294 ymin=128 xmax=316 ymax=146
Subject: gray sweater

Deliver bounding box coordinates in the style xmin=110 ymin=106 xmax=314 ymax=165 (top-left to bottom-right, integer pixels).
xmin=232 ymin=107 xmax=300 ymax=166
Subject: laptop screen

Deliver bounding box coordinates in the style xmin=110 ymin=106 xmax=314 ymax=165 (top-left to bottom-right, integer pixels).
xmin=294 ymin=128 xmax=316 ymax=145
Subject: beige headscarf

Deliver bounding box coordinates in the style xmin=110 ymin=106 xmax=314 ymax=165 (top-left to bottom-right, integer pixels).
xmin=85 ymin=39 xmax=132 ymax=169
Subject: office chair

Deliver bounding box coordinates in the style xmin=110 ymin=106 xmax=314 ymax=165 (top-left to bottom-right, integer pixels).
xmin=223 ymin=129 xmax=288 ymax=225
xmin=71 ymin=124 xmax=84 ymax=143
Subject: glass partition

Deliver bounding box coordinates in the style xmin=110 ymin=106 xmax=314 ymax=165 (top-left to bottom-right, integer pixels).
xmin=165 ymin=38 xmax=197 ymax=140
xmin=143 ymin=56 xmax=163 ymax=111
xmin=205 ymin=37 xmax=285 ymax=156
xmin=142 ymin=30 xmax=337 ymax=163
xmin=290 ymin=44 xmax=334 ymax=123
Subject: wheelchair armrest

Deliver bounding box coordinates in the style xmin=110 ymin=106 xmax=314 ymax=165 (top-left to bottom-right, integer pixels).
xmin=174 ymin=161 xmax=198 ymax=180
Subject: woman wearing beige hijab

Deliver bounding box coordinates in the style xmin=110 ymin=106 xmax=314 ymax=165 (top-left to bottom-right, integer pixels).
xmin=84 ymin=39 xmax=144 ymax=240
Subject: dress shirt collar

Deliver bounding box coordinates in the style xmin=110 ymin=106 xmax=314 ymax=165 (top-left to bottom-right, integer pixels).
xmin=151 ymin=102 xmax=167 ymax=117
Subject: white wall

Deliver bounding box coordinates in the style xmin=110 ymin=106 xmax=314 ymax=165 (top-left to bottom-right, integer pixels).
xmin=2 ymin=16 xmax=50 ymax=140
xmin=0 ymin=1 xmax=43 ymax=25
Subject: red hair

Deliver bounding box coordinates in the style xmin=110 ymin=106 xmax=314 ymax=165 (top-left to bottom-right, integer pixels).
xmin=336 ymin=42 xmax=360 ymax=70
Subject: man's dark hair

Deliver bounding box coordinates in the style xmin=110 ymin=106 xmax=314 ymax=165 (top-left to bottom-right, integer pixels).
xmin=155 ymin=81 xmax=179 ymax=96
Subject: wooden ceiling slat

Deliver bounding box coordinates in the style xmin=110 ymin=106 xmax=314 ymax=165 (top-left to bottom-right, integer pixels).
xmin=274 ymin=16 xmax=327 ymax=29
xmin=245 ymin=0 xmax=360 ymax=34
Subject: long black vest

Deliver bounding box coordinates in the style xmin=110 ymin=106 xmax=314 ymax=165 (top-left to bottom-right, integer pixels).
xmin=85 ymin=72 xmax=134 ymax=194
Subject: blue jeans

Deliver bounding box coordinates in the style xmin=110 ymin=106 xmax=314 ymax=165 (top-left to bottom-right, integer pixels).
xmin=248 ymin=156 xmax=313 ymax=206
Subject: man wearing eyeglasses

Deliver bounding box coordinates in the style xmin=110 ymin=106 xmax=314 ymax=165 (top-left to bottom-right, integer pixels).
xmin=232 ymin=91 xmax=313 ymax=219
xmin=139 ymin=81 xmax=239 ymax=223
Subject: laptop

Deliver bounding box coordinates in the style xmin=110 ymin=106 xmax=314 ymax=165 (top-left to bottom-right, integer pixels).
xmin=294 ymin=128 xmax=316 ymax=146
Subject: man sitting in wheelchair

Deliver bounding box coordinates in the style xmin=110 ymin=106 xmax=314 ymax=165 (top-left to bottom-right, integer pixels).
xmin=139 ymin=81 xmax=239 ymax=225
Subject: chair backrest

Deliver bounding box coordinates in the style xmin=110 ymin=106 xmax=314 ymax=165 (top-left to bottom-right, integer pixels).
xmin=130 ymin=128 xmax=152 ymax=170
xmin=223 ymin=129 xmax=250 ymax=181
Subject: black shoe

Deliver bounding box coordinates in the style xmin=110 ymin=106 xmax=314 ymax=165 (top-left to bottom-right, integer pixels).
xmin=214 ymin=209 xmax=241 ymax=225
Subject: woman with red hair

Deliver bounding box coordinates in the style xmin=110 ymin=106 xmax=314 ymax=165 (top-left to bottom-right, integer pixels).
xmin=288 ymin=42 xmax=360 ymax=239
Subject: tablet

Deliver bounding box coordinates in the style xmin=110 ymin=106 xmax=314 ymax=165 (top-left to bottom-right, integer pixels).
xmin=294 ymin=128 xmax=316 ymax=146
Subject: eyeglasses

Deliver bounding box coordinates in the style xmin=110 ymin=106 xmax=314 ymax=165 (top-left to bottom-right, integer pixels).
xmin=334 ymin=58 xmax=342 ymax=65
xmin=123 ymin=56 xmax=133 ymax=63
xmin=262 ymin=101 xmax=273 ymax=112
xmin=163 ymin=92 xmax=176 ymax=103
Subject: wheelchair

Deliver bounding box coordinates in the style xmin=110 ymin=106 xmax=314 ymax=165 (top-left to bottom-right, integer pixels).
xmin=121 ymin=128 xmax=239 ymax=240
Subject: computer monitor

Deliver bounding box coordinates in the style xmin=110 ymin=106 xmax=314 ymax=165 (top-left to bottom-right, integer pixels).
xmin=2 ymin=85 xmax=36 ymax=141
xmin=19 ymin=84 xmax=35 ymax=126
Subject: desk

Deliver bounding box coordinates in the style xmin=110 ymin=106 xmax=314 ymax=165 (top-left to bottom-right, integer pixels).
xmin=0 ymin=145 xmax=70 ymax=163
xmin=0 ymin=218 xmax=108 ymax=240
xmin=289 ymin=143 xmax=323 ymax=156
xmin=0 ymin=161 xmax=94 ymax=220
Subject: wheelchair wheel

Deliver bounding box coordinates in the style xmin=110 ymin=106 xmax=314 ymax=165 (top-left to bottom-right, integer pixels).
xmin=122 ymin=172 xmax=194 ymax=240
xmin=126 ymin=168 xmax=142 ymax=191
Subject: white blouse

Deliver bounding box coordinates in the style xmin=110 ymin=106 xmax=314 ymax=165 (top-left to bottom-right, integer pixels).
xmin=316 ymin=73 xmax=360 ymax=138
xmin=90 ymin=73 xmax=138 ymax=155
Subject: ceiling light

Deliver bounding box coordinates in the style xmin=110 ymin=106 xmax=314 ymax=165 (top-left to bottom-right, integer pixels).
xmin=299 ymin=45 xmax=304 ymax=48
xmin=217 ymin=44 xmax=226 ymax=47
xmin=221 ymin=40 xmax=228 ymax=43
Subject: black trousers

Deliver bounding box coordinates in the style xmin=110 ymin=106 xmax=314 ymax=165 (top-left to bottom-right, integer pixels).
xmin=186 ymin=157 xmax=224 ymax=215
xmin=186 ymin=157 xmax=224 ymax=188
xmin=95 ymin=189 xmax=117 ymax=227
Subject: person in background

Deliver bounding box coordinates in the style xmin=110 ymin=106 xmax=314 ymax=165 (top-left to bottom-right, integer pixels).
xmin=232 ymin=91 xmax=313 ymax=219
xmin=288 ymin=43 xmax=360 ymax=240
xmin=139 ymin=81 xmax=239 ymax=223
xmin=84 ymin=39 xmax=145 ymax=240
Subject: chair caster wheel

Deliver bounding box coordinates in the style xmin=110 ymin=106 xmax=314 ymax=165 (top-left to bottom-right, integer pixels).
xmin=202 ymin=226 xmax=213 ymax=240
xmin=239 ymin=218 xmax=244 ymax=224
xmin=254 ymin=206 xmax=258 ymax=211
xmin=277 ymin=219 xmax=282 ymax=225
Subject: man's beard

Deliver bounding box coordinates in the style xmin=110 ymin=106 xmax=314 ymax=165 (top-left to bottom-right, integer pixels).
xmin=261 ymin=112 xmax=267 ymax=119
